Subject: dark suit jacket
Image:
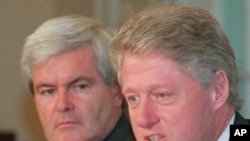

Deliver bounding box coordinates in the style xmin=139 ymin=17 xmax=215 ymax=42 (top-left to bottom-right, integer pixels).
xmin=104 ymin=113 xmax=135 ymax=141
xmin=228 ymin=112 xmax=249 ymax=141
xmin=233 ymin=112 xmax=249 ymax=125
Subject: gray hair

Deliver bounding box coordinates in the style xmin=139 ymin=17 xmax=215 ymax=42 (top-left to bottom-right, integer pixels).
xmin=21 ymin=15 xmax=115 ymax=94
xmin=111 ymin=3 xmax=241 ymax=110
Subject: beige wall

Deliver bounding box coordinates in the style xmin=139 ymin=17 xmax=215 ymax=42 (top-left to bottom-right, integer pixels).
xmin=0 ymin=1 xmax=53 ymax=141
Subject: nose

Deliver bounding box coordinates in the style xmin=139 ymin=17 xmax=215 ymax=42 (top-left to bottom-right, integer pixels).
xmin=136 ymin=98 xmax=160 ymax=129
xmin=56 ymin=91 xmax=75 ymax=112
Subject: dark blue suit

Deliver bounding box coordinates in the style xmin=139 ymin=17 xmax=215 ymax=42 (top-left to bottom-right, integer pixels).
xmin=104 ymin=113 xmax=135 ymax=141
xmin=234 ymin=112 xmax=250 ymax=125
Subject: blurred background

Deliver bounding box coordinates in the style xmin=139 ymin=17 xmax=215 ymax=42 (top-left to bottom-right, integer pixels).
xmin=0 ymin=0 xmax=249 ymax=141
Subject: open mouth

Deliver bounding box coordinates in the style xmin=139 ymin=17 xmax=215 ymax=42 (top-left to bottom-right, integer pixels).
xmin=147 ymin=134 xmax=162 ymax=141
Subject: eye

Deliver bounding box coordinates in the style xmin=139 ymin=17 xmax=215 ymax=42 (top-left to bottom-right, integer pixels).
xmin=156 ymin=93 xmax=168 ymax=98
xmin=76 ymin=84 xmax=87 ymax=90
xmin=69 ymin=83 xmax=89 ymax=94
xmin=154 ymin=92 xmax=175 ymax=105
xmin=126 ymin=95 xmax=140 ymax=109
xmin=39 ymin=88 xmax=55 ymax=96
xmin=127 ymin=95 xmax=140 ymax=103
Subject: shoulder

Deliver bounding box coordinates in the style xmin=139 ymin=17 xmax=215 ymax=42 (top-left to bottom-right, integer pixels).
xmin=104 ymin=113 xmax=136 ymax=141
xmin=234 ymin=112 xmax=250 ymax=125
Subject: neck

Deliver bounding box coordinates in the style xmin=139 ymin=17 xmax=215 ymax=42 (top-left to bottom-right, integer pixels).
xmin=213 ymin=104 xmax=235 ymax=141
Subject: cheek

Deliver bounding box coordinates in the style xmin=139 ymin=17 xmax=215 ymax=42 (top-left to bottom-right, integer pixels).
xmin=127 ymin=108 xmax=138 ymax=128
xmin=74 ymin=97 xmax=94 ymax=117
xmin=157 ymin=94 xmax=207 ymax=125
xmin=77 ymin=92 xmax=114 ymax=117
xmin=169 ymin=95 xmax=213 ymax=128
xmin=128 ymin=109 xmax=136 ymax=122
xmin=34 ymin=101 xmax=51 ymax=126
xmin=175 ymin=86 xmax=212 ymax=117
xmin=129 ymin=113 xmax=142 ymax=139
xmin=34 ymin=98 xmax=48 ymax=118
xmin=34 ymin=100 xmax=55 ymax=138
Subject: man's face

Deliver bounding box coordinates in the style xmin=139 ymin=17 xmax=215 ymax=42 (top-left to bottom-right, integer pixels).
xmin=32 ymin=45 xmax=122 ymax=141
xmin=121 ymin=51 xmax=215 ymax=141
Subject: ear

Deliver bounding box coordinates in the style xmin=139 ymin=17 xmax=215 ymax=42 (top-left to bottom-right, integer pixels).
xmin=111 ymin=82 xmax=124 ymax=108
xmin=209 ymin=70 xmax=230 ymax=111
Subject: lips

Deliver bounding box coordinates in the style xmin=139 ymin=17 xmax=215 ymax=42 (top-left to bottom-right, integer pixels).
xmin=145 ymin=134 xmax=164 ymax=141
xmin=56 ymin=120 xmax=80 ymax=128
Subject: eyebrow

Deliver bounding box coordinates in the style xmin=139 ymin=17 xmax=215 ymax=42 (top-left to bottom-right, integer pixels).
xmin=35 ymin=76 xmax=94 ymax=91
xmin=35 ymin=83 xmax=54 ymax=93
xmin=122 ymin=87 xmax=136 ymax=94
xmin=122 ymin=84 xmax=171 ymax=94
xmin=67 ymin=76 xmax=94 ymax=86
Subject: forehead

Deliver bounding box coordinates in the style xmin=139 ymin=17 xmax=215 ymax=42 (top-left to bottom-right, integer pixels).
xmin=121 ymin=51 xmax=201 ymax=94
xmin=122 ymin=51 xmax=178 ymax=69
xmin=35 ymin=44 xmax=95 ymax=69
xmin=121 ymin=50 xmax=193 ymax=80
xmin=31 ymin=44 xmax=99 ymax=83
xmin=121 ymin=51 xmax=182 ymax=82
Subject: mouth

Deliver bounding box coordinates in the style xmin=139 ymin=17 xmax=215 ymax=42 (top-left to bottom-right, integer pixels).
xmin=145 ymin=134 xmax=163 ymax=141
xmin=56 ymin=120 xmax=80 ymax=128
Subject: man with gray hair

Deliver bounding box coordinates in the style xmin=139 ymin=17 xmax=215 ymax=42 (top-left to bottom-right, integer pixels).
xmin=21 ymin=15 xmax=135 ymax=141
xmin=111 ymin=3 xmax=249 ymax=141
